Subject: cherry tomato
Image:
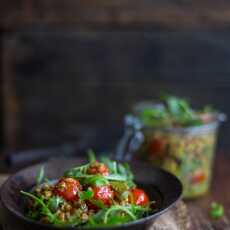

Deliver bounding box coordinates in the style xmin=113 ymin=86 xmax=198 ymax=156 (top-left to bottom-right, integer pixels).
xmin=200 ymin=113 xmax=213 ymax=124
xmin=130 ymin=188 xmax=149 ymax=206
xmin=191 ymin=170 xmax=206 ymax=184
xmin=93 ymin=185 xmax=114 ymax=205
xmin=148 ymin=138 xmax=164 ymax=157
xmin=54 ymin=178 xmax=81 ymax=201
xmin=87 ymin=161 xmax=109 ymax=176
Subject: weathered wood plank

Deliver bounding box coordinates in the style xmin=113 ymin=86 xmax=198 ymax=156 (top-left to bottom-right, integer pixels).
xmin=3 ymin=0 xmax=230 ymax=29
xmin=2 ymin=31 xmax=230 ymax=150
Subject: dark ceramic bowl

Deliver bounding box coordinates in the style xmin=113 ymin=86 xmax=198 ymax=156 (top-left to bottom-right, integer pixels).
xmin=0 ymin=158 xmax=182 ymax=230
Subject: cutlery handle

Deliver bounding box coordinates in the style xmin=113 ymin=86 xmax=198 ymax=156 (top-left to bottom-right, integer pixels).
xmin=115 ymin=115 xmax=144 ymax=161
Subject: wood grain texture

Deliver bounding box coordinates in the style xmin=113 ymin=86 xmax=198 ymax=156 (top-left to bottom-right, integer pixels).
xmin=2 ymin=0 xmax=230 ymax=30
xmin=2 ymin=31 xmax=230 ymax=151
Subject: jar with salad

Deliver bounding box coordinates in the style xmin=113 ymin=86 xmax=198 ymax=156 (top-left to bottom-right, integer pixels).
xmin=116 ymin=95 xmax=226 ymax=198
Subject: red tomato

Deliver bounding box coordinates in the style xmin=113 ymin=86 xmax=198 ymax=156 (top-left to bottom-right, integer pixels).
xmin=191 ymin=170 xmax=206 ymax=184
xmin=54 ymin=178 xmax=81 ymax=201
xmin=87 ymin=161 xmax=109 ymax=176
xmin=148 ymin=138 xmax=164 ymax=156
xmin=199 ymin=113 xmax=213 ymax=124
xmin=92 ymin=186 xmax=114 ymax=206
xmin=130 ymin=188 xmax=149 ymax=206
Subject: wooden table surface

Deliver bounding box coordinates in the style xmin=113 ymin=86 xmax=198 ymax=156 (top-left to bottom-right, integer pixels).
xmin=187 ymin=154 xmax=230 ymax=229
xmin=0 ymin=153 xmax=229 ymax=229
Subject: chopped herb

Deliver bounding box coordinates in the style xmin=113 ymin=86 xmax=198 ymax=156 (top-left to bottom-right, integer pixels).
xmin=82 ymin=175 xmax=109 ymax=186
xmin=209 ymin=202 xmax=224 ymax=219
xmin=87 ymin=149 xmax=96 ymax=163
xmin=47 ymin=196 xmax=64 ymax=212
xmin=21 ymin=191 xmax=56 ymax=223
xmin=79 ymin=189 xmax=94 ymax=201
xmin=36 ymin=166 xmax=45 ymax=185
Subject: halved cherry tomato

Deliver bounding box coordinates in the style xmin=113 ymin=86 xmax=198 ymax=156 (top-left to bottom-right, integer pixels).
xmin=191 ymin=170 xmax=206 ymax=184
xmin=92 ymin=185 xmax=114 ymax=205
xmin=87 ymin=161 xmax=109 ymax=176
xmin=130 ymin=188 xmax=149 ymax=206
xmin=54 ymin=178 xmax=81 ymax=201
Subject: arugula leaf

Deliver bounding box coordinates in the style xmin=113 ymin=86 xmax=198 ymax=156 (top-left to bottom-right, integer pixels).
xmin=87 ymin=205 xmax=145 ymax=226
xmin=105 ymin=174 xmax=127 ymax=181
xmin=129 ymin=204 xmax=152 ymax=218
xmin=110 ymin=181 xmax=129 ymax=193
xmin=209 ymin=202 xmax=224 ymax=219
xmin=65 ymin=155 xmax=135 ymax=185
xmin=89 ymin=200 xmax=106 ymax=209
xmin=103 ymin=205 xmax=136 ymax=224
xmin=36 ymin=166 xmax=45 ymax=185
xmin=102 ymin=215 xmax=132 ymax=226
xmin=138 ymin=94 xmax=206 ymax=127
xmin=87 ymin=149 xmax=97 ymax=163
xmin=139 ymin=107 xmax=170 ymax=127
xmin=120 ymin=163 xmax=136 ymax=188
xmin=64 ymin=164 xmax=89 ymax=177
xmin=65 ymin=170 xmax=127 ymax=182
xmin=79 ymin=189 xmax=94 ymax=201
xmin=87 ymin=203 xmax=153 ymax=227
xmin=166 ymin=96 xmax=183 ymax=116
xmin=21 ymin=191 xmax=69 ymax=226
xmin=122 ymin=163 xmax=134 ymax=180
xmin=47 ymin=196 xmax=64 ymax=212
xmin=21 ymin=191 xmax=56 ymax=222
xmin=100 ymin=157 xmax=135 ymax=187
xmin=100 ymin=156 xmax=118 ymax=174
xmin=82 ymin=175 xmax=109 ymax=186
xmin=87 ymin=209 xmax=107 ymax=226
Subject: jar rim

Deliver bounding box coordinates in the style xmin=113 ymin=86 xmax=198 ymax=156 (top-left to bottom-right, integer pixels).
xmin=125 ymin=112 xmax=226 ymax=135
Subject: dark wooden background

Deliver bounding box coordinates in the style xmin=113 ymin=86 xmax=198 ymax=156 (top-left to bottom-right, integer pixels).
xmin=1 ymin=1 xmax=230 ymax=153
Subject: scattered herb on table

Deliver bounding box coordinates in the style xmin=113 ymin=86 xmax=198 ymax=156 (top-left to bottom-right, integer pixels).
xmin=209 ymin=202 xmax=224 ymax=219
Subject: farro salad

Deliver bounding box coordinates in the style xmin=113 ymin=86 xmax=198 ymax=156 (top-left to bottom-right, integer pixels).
xmin=21 ymin=151 xmax=157 ymax=227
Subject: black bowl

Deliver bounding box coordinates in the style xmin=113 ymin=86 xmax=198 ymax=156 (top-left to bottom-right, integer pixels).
xmin=0 ymin=158 xmax=182 ymax=230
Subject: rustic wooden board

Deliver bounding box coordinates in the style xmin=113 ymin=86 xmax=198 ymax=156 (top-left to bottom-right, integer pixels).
xmin=3 ymin=0 xmax=230 ymax=30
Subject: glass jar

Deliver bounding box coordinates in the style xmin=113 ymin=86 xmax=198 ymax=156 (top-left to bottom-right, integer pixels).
xmin=116 ymin=104 xmax=226 ymax=199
